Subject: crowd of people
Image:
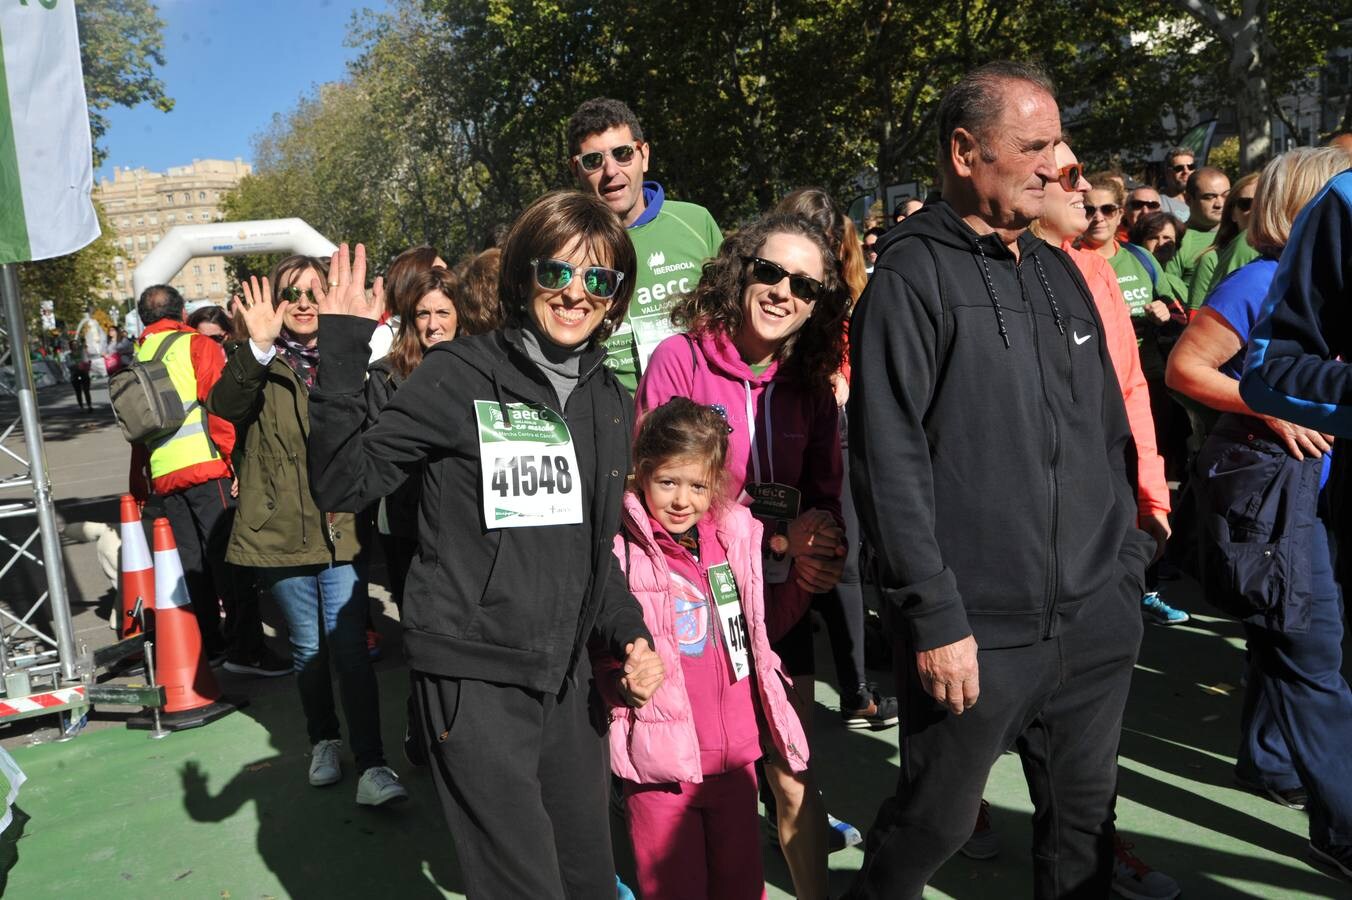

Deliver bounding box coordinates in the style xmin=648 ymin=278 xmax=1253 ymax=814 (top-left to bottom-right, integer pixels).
xmin=119 ymin=60 xmax=1352 ymax=900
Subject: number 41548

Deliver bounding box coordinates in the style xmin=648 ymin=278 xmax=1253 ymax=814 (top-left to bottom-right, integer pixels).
xmin=490 ymin=455 xmax=574 ymax=497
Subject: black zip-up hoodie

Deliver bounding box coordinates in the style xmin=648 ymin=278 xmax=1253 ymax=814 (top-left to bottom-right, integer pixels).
xmin=848 ymin=201 xmax=1154 ymax=652
xmin=308 ymin=315 xmax=651 ymax=693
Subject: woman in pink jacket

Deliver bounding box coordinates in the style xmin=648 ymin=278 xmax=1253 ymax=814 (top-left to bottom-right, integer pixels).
xmin=597 ymin=398 xmax=807 ymax=900
xmin=635 ymin=213 xmax=850 ymax=900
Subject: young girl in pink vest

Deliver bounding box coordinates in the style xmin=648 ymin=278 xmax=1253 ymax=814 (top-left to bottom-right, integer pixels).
xmin=596 ymin=397 xmax=809 ymax=900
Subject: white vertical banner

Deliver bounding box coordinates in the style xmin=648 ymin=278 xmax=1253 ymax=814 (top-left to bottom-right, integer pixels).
xmin=0 ymin=0 xmax=100 ymax=264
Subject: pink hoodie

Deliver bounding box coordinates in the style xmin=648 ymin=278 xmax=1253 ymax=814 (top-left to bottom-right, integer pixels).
xmin=636 ymin=330 xmax=843 ymax=639
xmin=594 ymin=494 xmax=809 ymax=785
xmin=1063 ymin=242 xmax=1170 ymax=521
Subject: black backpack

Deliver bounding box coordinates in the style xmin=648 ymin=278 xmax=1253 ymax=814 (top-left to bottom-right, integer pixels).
xmin=108 ymin=332 xmax=190 ymax=443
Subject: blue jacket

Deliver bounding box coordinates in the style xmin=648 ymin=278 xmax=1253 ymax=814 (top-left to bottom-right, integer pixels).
xmin=1240 ymin=168 xmax=1352 ymax=432
xmin=1194 ymin=414 xmax=1324 ymax=633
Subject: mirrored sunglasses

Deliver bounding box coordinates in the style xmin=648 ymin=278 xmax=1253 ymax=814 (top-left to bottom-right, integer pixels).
xmin=531 ymin=258 xmax=625 ymax=299
xmin=573 ymin=143 xmax=640 ymax=173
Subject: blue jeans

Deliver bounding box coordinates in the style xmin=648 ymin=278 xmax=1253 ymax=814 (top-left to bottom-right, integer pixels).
xmin=1238 ymin=516 xmax=1352 ymax=846
xmin=261 ymin=563 xmax=384 ymax=770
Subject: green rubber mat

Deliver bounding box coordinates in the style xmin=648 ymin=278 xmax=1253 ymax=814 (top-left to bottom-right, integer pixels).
xmin=1 ymin=611 xmax=1346 ymax=898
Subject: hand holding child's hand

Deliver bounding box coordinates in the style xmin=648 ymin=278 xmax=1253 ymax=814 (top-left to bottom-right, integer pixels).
xmin=618 ymin=637 xmax=663 ymax=708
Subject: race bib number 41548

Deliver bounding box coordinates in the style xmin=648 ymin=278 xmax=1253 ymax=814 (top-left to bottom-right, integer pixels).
xmin=475 ymin=400 xmax=583 ymax=529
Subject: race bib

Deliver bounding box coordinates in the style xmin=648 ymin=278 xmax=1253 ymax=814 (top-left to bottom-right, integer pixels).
xmin=707 ymin=562 xmax=750 ymax=680
xmin=475 ymin=400 xmax=583 ymax=529
xmin=741 ymin=482 xmax=802 ymax=584
xmin=631 ymin=310 xmax=681 ymax=374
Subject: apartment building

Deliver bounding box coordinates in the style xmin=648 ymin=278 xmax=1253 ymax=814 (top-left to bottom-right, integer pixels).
xmin=93 ymin=158 xmax=252 ymax=306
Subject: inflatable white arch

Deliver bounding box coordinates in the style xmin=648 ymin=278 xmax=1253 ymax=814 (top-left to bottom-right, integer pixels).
xmin=131 ymin=218 xmax=338 ymax=302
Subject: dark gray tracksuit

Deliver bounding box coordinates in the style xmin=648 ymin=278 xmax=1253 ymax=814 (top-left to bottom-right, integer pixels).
xmin=847 ymin=201 xmax=1153 ymax=899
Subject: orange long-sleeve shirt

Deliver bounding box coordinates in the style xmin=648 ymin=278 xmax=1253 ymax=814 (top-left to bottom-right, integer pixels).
xmin=1063 ymin=241 xmax=1170 ymax=520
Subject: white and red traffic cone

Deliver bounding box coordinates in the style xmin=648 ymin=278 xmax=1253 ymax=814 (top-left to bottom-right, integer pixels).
xmin=128 ymin=517 xmax=243 ymax=731
xmin=118 ymin=494 xmax=153 ymax=638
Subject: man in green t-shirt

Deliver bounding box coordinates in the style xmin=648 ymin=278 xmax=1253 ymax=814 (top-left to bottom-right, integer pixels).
xmin=1164 ymin=166 xmax=1230 ymax=288
xmin=567 ymin=98 xmax=723 ymax=394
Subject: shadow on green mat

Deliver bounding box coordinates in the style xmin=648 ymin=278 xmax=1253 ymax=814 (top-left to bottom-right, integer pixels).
xmin=174 ymin=666 xmax=465 ymax=899
xmin=0 ymin=804 xmax=29 ymax=896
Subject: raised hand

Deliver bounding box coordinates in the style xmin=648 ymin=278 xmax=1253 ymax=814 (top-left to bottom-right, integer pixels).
xmin=312 ymin=242 xmax=385 ymax=321
xmin=234 ymin=276 xmax=290 ymax=355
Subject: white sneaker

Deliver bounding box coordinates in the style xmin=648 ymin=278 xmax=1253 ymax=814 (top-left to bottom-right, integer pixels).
xmin=356 ymin=765 xmax=408 ymax=807
xmin=308 ymin=739 xmax=343 ymax=787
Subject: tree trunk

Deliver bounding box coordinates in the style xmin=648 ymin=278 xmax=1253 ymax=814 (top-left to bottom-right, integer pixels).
xmin=1230 ymin=11 xmax=1272 ymax=171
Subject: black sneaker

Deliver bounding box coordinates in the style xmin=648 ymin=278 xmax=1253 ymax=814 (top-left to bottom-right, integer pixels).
xmin=1310 ymin=840 xmax=1352 ymax=881
xmin=1235 ymin=774 xmax=1307 ymax=810
xmin=223 ymin=647 xmax=292 ymax=678
xmin=841 ymin=685 xmax=899 ymax=730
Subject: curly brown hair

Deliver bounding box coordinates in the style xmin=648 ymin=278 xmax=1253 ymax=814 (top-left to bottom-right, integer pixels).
xmin=671 ymin=213 xmax=848 ymax=389
xmin=774 ymin=187 xmax=868 ymax=302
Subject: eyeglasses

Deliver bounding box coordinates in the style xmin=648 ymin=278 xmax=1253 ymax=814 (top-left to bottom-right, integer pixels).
xmin=1086 ymin=203 xmax=1120 ymax=218
xmin=530 ymin=258 xmax=626 ymax=299
xmin=1127 ymin=199 xmax=1162 ymax=211
xmin=742 ymin=257 xmax=824 ymax=302
xmin=1172 ymin=162 xmax=1195 ymax=173
xmin=573 ymin=143 xmax=641 ymax=173
xmin=278 ymin=286 xmax=315 ymax=304
xmin=1056 ymin=164 xmax=1083 ymax=192
xmin=1235 ymin=197 xmax=1254 ymax=213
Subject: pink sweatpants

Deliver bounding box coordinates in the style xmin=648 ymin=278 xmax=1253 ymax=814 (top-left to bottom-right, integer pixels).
xmin=624 ymin=762 xmax=768 ymax=900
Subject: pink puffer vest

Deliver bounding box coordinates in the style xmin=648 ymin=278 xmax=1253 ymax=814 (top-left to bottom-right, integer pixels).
xmin=594 ymin=493 xmax=809 ymax=784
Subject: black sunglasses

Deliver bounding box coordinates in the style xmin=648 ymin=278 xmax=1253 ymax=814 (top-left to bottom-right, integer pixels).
xmin=742 ymin=257 xmax=824 ymax=302
xmin=1172 ymin=162 xmax=1195 ymax=172
xmin=1086 ymin=203 xmax=1120 ymax=218
xmin=573 ymin=143 xmax=640 ymax=174
xmin=1235 ymin=196 xmax=1254 ymax=213
xmin=1128 ymin=199 xmax=1161 ymax=211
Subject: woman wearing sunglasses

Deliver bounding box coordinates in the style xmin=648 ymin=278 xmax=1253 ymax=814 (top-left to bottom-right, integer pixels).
xmin=1187 ymin=172 xmax=1259 ymax=309
xmin=304 ymin=190 xmax=661 ymax=899
xmin=1077 ymin=175 xmax=1194 ymax=479
xmin=635 ymin=212 xmax=850 ymax=900
xmin=208 ymin=255 xmax=406 ymax=807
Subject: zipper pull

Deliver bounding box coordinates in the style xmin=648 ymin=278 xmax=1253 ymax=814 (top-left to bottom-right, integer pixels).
xmin=326 ymin=512 xmax=338 ymax=545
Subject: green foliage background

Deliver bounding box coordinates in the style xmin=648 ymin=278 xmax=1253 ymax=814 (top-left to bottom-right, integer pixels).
xmin=221 ymin=0 xmax=1347 ymax=282
xmin=15 ymin=0 xmax=171 ymax=340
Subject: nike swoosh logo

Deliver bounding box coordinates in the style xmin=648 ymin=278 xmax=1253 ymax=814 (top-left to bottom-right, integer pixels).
xmin=1073 ymin=332 xmax=1091 ymax=345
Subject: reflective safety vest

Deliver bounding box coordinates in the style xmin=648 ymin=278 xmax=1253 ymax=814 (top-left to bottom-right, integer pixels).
xmin=138 ymin=330 xmax=219 ymax=480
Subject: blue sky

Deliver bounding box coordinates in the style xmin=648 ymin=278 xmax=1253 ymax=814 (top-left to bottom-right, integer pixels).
xmin=94 ymin=0 xmax=388 ymax=181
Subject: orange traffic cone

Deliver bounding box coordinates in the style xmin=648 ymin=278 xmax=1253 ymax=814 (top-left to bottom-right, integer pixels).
xmin=128 ymin=517 xmax=243 ymax=731
xmin=118 ymin=495 xmax=154 ymax=638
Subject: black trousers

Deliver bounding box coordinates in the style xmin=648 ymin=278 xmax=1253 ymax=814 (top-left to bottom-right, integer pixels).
xmin=158 ymin=477 xmax=261 ymax=657
xmin=850 ymin=570 xmax=1143 ymax=900
xmin=413 ymin=658 xmax=615 ymax=899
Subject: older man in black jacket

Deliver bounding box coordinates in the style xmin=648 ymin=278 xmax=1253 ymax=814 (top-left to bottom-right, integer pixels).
xmin=846 ymin=61 xmax=1154 ymax=899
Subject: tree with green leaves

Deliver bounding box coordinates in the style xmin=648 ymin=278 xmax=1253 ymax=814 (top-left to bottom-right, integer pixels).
xmin=15 ymin=0 xmax=171 ymax=336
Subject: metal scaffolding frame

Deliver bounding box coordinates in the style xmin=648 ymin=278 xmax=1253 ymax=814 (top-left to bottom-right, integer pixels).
xmin=0 ymin=263 xmax=86 ymax=727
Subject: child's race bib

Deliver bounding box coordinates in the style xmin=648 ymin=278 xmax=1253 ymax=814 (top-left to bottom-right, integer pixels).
xmin=707 ymin=562 xmax=751 ymax=680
